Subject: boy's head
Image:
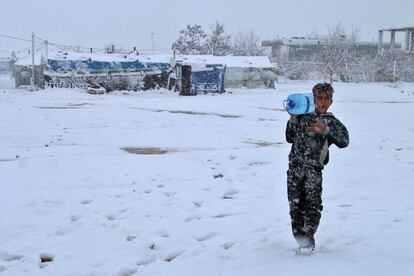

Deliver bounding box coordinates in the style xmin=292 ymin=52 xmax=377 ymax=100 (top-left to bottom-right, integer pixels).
xmin=312 ymin=82 xmax=334 ymax=114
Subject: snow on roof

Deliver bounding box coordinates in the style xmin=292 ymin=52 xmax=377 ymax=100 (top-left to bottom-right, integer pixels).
xmin=176 ymin=55 xmax=275 ymax=68
xmin=49 ymin=52 xmax=172 ymax=64
xmin=15 ymin=47 xmax=173 ymax=66
xmin=267 ymin=36 xmax=394 ymax=47
xmin=15 ymin=45 xmax=276 ymax=69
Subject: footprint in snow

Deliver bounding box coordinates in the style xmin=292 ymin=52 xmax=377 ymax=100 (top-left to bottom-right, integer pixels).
xmin=192 ymin=200 xmax=203 ymax=208
xmin=163 ymin=191 xmax=176 ymax=198
xmin=251 ymin=226 xmax=268 ymax=233
xmin=223 ymin=189 xmax=238 ymax=199
xmin=80 ymin=199 xmax=93 ymax=205
xmin=393 ymin=218 xmax=403 ymax=223
xmin=0 ymin=252 xmax=24 ymax=262
xmin=136 ymin=258 xmax=156 ymax=266
xmin=163 ymin=250 xmax=185 ymax=262
xmin=157 ymin=230 xmax=170 ymax=238
xmin=184 ymin=214 xmax=202 ymax=222
xmin=115 ymin=267 xmax=137 ymax=276
xmin=117 ymin=209 xmax=127 ymax=214
xmin=213 ymin=173 xmax=224 ymax=179
xmin=194 ymin=232 xmax=218 ymax=242
xmin=221 ymin=242 xmax=235 ymax=250
xmin=105 ymin=213 xmax=120 ymax=221
xmin=44 ymin=199 xmax=64 ymax=206
xmin=101 ymin=221 xmax=118 ymax=228
xmin=39 ymin=253 xmax=54 ymax=268
xmin=210 ymin=213 xmax=235 ymax=219
xmin=55 ymin=225 xmax=71 ymax=236
xmin=70 ymin=214 xmax=81 ymax=222
xmin=126 ymin=235 xmax=137 ymax=242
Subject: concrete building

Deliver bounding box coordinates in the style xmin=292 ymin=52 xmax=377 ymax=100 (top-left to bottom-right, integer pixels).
xmin=262 ymin=36 xmax=400 ymax=60
xmin=378 ymin=27 xmax=414 ymax=52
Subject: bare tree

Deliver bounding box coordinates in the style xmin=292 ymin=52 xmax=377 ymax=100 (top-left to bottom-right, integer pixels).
xmin=322 ymin=24 xmax=358 ymax=83
xmin=232 ymin=30 xmax=264 ymax=56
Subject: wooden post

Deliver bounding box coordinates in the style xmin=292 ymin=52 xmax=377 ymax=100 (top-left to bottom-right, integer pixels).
xmin=393 ymin=60 xmax=397 ymax=82
xmin=411 ymin=31 xmax=414 ymax=52
xmin=391 ymin=31 xmax=396 ymax=50
xmin=45 ymin=40 xmax=48 ymax=61
xmin=405 ymin=29 xmax=410 ymax=51
xmin=378 ymin=30 xmax=383 ymax=52
xmin=179 ymin=65 xmax=192 ymax=96
xmin=31 ymin=32 xmax=35 ymax=87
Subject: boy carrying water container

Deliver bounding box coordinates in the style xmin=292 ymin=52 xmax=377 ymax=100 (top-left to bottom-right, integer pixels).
xmin=285 ymin=82 xmax=349 ymax=251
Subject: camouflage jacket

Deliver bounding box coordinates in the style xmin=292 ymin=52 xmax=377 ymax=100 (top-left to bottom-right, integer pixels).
xmin=286 ymin=112 xmax=349 ymax=169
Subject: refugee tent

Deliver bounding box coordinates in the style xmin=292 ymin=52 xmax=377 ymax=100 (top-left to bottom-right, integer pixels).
xmin=177 ymin=55 xmax=278 ymax=89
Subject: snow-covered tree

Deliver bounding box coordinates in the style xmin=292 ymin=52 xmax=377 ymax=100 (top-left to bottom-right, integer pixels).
xmin=321 ymin=24 xmax=358 ymax=83
xmin=232 ymin=30 xmax=264 ymax=56
xmin=279 ymin=56 xmax=310 ymax=80
xmin=172 ymin=24 xmax=209 ymax=55
xmin=206 ymin=21 xmax=232 ymax=56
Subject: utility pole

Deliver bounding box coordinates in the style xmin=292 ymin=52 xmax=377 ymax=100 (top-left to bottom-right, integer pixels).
xmin=151 ymin=32 xmax=154 ymax=54
xmin=45 ymin=40 xmax=48 ymax=61
xmin=393 ymin=60 xmax=397 ymax=83
xmin=31 ymin=32 xmax=35 ymax=88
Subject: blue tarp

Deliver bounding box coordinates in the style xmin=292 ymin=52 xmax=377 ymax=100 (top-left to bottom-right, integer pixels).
xmin=176 ymin=64 xmax=225 ymax=94
xmin=191 ymin=67 xmax=226 ymax=93
xmin=47 ymin=59 xmax=170 ymax=75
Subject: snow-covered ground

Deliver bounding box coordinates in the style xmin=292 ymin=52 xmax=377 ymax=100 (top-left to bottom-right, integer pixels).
xmin=1 ymin=75 xmax=414 ymax=275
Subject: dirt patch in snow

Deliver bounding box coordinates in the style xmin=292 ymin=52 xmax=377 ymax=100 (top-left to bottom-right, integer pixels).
xmin=242 ymin=141 xmax=284 ymax=147
xmin=132 ymin=107 xmax=241 ymax=118
xmin=36 ymin=103 xmax=94 ymax=109
xmin=37 ymin=106 xmax=82 ymax=109
xmin=121 ymin=147 xmax=175 ymax=155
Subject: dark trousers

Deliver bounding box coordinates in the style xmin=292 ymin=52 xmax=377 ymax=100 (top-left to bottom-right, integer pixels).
xmin=287 ymin=165 xmax=323 ymax=239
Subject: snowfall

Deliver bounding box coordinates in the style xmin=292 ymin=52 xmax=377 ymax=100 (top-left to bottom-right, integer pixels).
xmin=0 ymin=74 xmax=413 ymax=276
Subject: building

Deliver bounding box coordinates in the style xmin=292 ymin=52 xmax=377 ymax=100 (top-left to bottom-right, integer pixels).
xmin=176 ymin=55 xmax=278 ymax=89
xmin=10 ymin=43 xmax=278 ymax=91
xmin=378 ymin=26 xmax=414 ymax=52
xmin=262 ymin=36 xmax=401 ymax=60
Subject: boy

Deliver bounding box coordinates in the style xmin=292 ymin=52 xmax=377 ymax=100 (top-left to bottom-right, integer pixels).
xmin=285 ymin=82 xmax=349 ymax=251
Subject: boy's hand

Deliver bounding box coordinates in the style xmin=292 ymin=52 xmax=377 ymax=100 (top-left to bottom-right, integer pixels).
xmin=307 ymin=120 xmax=326 ymax=135
xmin=289 ymin=115 xmax=298 ymax=121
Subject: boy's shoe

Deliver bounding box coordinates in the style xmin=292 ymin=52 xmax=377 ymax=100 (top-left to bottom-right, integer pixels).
xmin=296 ymin=233 xmax=315 ymax=250
xmin=296 ymin=246 xmax=314 ymax=256
xmin=305 ymin=233 xmax=315 ymax=249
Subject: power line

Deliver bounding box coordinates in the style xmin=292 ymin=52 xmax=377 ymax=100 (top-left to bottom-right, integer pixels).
xmin=0 ymin=33 xmax=32 ymax=42
xmin=47 ymin=41 xmax=107 ymax=52
xmin=34 ymin=34 xmax=47 ymax=42
xmin=2 ymin=32 xmax=100 ymax=51
xmin=1 ymin=32 xmax=172 ymax=55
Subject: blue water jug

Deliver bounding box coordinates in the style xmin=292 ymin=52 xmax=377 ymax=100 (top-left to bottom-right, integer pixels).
xmin=283 ymin=93 xmax=315 ymax=115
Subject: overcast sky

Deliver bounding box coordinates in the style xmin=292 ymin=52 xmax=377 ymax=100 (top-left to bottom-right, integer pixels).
xmin=1 ymin=0 xmax=413 ymax=55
